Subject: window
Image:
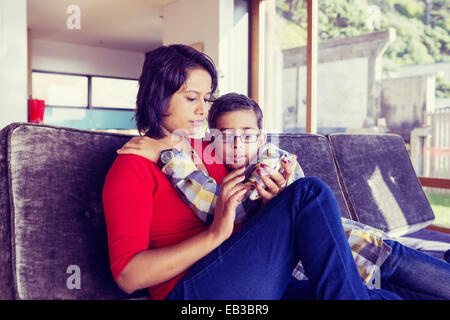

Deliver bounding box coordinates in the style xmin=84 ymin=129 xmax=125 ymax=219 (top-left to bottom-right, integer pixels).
xmin=91 ymin=77 xmax=138 ymax=110
xmin=257 ymin=0 xmax=450 ymax=227
xmin=261 ymin=0 xmax=449 ymax=134
xmin=32 ymin=71 xmax=138 ymax=110
xmin=32 ymin=72 xmax=88 ymax=108
xmin=423 ymin=187 xmax=450 ymax=228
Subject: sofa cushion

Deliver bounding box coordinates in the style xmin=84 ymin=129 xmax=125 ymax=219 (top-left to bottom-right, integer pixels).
xmin=393 ymin=228 xmax=450 ymax=261
xmin=269 ymin=134 xmax=352 ymax=219
xmin=327 ymin=133 xmax=435 ymax=237
xmin=2 ymin=123 xmax=149 ymax=299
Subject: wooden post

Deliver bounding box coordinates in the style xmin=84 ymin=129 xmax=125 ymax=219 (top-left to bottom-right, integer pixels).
xmin=306 ymin=0 xmax=318 ymax=134
xmin=27 ymin=28 xmax=32 ymax=99
xmin=249 ymin=0 xmax=260 ymax=103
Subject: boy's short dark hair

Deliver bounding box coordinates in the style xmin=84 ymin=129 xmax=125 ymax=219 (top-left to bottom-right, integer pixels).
xmin=208 ymin=93 xmax=263 ymax=129
xmin=135 ymin=44 xmax=218 ymax=138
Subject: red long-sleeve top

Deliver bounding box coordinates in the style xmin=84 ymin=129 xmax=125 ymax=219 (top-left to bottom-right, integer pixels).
xmin=102 ymin=140 xmax=228 ymax=300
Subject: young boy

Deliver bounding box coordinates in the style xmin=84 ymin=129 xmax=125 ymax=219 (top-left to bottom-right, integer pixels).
xmin=159 ymin=93 xmax=391 ymax=286
xmin=162 ymin=92 xmax=305 ymax=225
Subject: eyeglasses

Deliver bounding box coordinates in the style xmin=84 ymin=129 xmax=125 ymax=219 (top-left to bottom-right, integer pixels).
xmin=215 ymin=133 xmax=260 ymax=144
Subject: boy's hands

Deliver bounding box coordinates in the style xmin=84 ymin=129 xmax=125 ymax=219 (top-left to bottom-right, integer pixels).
xmin=209 ymin=156 xmax=297 ymax=243
xmin=254 ymin=156 xmax=297 ymax=204
xmin=208 ymin=167 xmax=249 ymax=242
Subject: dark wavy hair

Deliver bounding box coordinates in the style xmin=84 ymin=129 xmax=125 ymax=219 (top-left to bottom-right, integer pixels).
xmin=208 ymin=93 xmax=263 ymax=129
xmin=135 ymin=44 xmax=218 ymax=138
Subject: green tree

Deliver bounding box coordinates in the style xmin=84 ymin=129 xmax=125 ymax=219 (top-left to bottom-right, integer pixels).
xmin=277 ymin=0 xmax=449 ymax=65
xmin=372 ymin=0 xmax=449 ymax=68
xmin=277 ymin=0 xmax=450 ymax=96
xmin=277 ymin=0 xmax=371 ymax=47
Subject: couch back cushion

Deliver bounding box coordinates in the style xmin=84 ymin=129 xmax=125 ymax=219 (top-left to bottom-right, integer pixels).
xmin=327 ymin=133 xmax=435 ymax=236
xmin=270 ymin=134 xmax=351 ymax=219
xmin=4 ymin=123 xmax=148 ymax=299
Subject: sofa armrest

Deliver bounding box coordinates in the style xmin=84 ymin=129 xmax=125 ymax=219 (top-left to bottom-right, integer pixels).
xmin=0 ymin=124 xmax=16 ymax=299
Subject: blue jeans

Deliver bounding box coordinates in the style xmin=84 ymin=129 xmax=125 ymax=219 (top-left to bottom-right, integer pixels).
xmin=281 ymin=240 xmax=450 ymax=300
xmin=380 ymin=240 xmax=450 ymax=299
xmin=166 ymin=177 xmax=400 ymax=300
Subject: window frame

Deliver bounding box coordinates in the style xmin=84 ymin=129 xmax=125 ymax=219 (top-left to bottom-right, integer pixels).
xmin=32 ymin=69 xmax=139 ymax=111
xmin=249 ymin=0 xmax=450 ymax=232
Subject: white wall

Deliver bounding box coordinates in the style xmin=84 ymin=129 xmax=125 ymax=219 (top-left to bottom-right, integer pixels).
xmin=163 ymin=0 xmax=220 ymax=66
xmin=0 ymin=0 xmax=28 ymax=129
xmin=163 ymin=0 xmax=248 ymax=96
xmin=218 ymin=0 xmax=248 ymax=96
xmin=32 ymin=39 xmax=145 ymax=79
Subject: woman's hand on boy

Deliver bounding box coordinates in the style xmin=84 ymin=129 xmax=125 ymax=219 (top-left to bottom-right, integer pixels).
xmin=116 ymin=136 xmax=166 ymax=163
xmin=254 ymin=156 xmax=296 ymax=203
xmin=116 ymin=134 xmax=191 ymax=163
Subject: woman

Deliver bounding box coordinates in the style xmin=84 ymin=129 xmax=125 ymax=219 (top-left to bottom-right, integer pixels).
xmin=102 ymin=44 xmax=412 ymax=300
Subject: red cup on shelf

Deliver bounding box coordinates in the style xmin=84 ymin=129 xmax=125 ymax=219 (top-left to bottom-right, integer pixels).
xmin=28 ymin=99 xmax=45 ymax=124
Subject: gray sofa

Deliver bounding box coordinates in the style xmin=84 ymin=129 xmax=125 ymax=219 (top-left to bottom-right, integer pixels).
xmin=0 ymin=122 xmax=449 ymax=300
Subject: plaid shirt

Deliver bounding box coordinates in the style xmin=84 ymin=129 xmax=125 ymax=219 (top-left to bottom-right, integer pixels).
xmin=162 ymin=143 xmax=304 ymax=224
xmin=161 ymin=143 xmax=392 ymax=285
